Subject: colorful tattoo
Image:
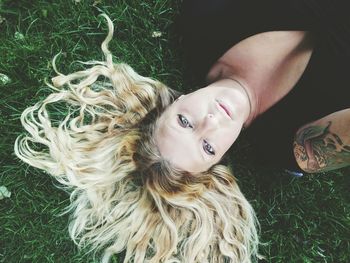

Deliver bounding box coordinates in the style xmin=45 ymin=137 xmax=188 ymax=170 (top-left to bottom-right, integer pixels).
xmin=294 ymin=121 xmax=350 ymax=172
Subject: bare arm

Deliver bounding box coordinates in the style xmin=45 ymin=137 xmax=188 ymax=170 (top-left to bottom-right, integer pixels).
xmin=293 ymin=108 xmax=350 ymax=173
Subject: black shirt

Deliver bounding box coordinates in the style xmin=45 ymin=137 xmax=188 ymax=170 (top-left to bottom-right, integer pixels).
xmin=178 ymin=0 xmax=350 ymax=171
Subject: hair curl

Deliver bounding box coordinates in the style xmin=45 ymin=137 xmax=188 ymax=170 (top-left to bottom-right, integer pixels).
xmin=15 ymin=14 xmax=259 ymax=263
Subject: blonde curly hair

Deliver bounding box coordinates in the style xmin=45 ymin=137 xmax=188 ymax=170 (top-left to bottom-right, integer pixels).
xmin=15 ymin=14 xmax=259 ymax=263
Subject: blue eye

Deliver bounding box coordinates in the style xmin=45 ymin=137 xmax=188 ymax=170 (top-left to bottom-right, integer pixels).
xmin=177 ymin=114 xmax=193 ymax=128
xmin=203 ymin=140 xmax=215 ymax=155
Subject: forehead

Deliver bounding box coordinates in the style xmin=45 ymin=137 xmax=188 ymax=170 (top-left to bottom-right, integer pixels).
xmin=155 ymin=106 xmax=213 ymax=173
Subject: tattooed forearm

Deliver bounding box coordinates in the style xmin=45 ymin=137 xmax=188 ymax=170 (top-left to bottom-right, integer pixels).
xmin=293 ymin=120 xmax=350 ymax=173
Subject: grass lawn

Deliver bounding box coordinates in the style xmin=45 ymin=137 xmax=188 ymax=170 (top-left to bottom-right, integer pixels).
xmin=1 ymin=0 xmax=349 ymax=262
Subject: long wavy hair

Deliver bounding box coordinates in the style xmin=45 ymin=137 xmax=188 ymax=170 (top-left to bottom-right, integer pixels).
xmin=14 ymin=14 xmax=259 ymax=263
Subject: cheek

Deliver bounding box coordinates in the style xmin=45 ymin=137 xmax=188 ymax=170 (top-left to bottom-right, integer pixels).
xmin=218 ymin=127 xmax=240 ymax=150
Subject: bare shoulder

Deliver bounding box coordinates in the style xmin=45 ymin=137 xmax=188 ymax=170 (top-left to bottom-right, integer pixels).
xmin=293 ymin=108 xmax=350 ymax=173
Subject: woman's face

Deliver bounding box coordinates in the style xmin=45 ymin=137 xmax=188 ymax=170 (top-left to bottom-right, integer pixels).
xmin=155 ymin=80 xmax=250 ymax=173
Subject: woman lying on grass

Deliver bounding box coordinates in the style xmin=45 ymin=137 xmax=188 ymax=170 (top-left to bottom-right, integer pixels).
xmin=15 ymin=14 xmax=259 ymax=263
xmin=15 ymin=0 xmax=350 ymax=261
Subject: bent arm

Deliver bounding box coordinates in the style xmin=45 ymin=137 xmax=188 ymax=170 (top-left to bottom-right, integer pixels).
xmin=293 ymin=108 xmax=350 ymax=173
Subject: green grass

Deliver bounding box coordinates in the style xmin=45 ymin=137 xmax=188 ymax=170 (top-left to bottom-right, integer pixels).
xmin=1 ymin=0 xmax=349 ymax=262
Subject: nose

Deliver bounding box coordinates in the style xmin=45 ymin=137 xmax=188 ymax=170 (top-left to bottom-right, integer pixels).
xmin=199 ymin=113 xmax=219 ymax=135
